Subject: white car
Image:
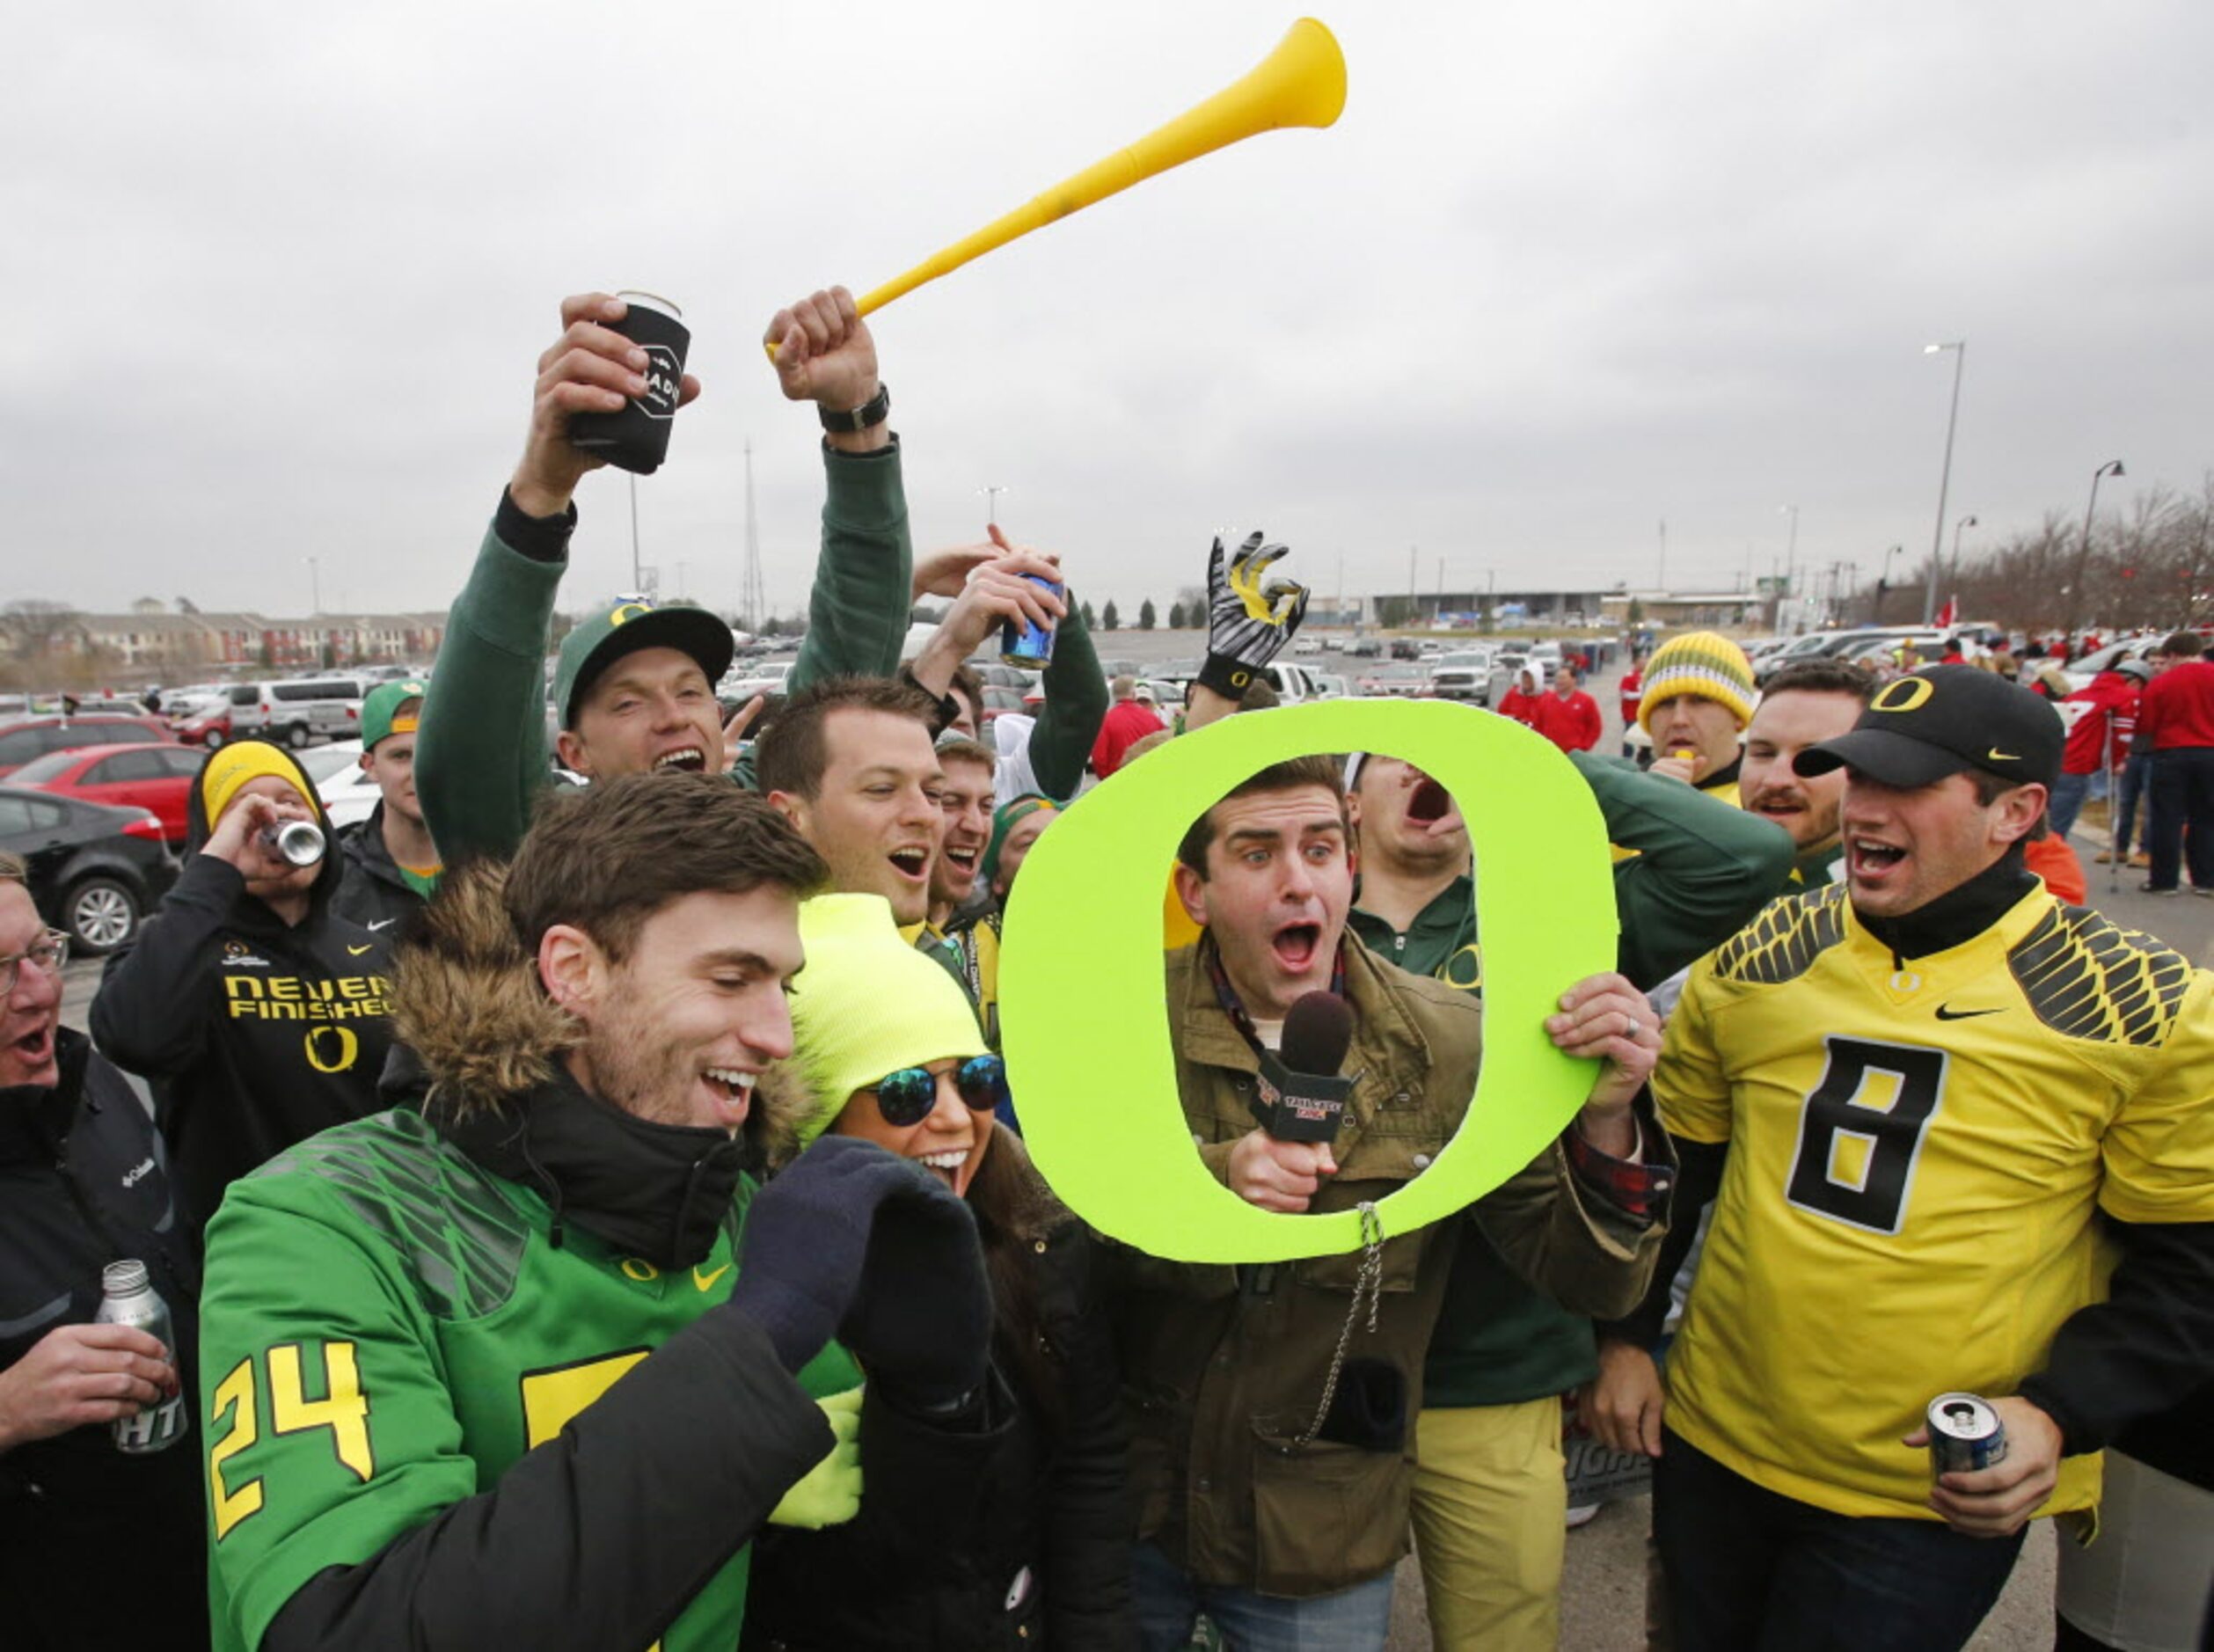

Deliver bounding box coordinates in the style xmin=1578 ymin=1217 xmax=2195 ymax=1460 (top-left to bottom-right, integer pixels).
xmin=302 ymin=740 xmax=382 ymax=830
xmin=1291 ymin=636 xmax=1323 ymax=654
xmin=723 ymin=659 xmax=795 ymax=701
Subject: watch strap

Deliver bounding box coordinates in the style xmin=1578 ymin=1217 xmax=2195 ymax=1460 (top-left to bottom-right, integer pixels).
xmin=818 ymin=382 xmax=890 ymax=434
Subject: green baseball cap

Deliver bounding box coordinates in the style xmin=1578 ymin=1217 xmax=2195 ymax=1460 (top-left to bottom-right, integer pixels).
xmin=361 ymin=680 xmax=428 ymax=750
xmin=553 ymin=600 xmax=735 ymax=728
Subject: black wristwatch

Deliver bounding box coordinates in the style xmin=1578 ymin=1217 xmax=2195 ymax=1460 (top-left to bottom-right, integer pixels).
xmin=819 ymin=382 xmax=890 ymax=434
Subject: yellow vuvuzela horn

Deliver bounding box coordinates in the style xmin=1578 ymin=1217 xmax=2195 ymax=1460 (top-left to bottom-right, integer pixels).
xmin=771 ymin=18 xmax=1345 ymax=353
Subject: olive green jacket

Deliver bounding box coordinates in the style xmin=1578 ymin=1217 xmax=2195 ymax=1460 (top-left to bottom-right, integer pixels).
xmin=1111 ymin=934 xmax=1666 ymax=1598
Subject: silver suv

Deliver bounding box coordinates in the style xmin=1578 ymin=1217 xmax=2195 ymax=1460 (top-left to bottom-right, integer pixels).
xmin=223 ymin=676 xmax=370 ymax=748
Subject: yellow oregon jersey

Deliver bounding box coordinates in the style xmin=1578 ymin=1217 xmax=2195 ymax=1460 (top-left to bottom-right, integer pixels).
xmin=1657 ymin=881 xmax=2214 ymax=1521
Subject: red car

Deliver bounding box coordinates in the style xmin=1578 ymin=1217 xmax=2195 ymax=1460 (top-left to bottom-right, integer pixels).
xmin=10 ymin=742 xmax=206 ymax=845
xmin=0 ymin=713 xmax=174 ymax=779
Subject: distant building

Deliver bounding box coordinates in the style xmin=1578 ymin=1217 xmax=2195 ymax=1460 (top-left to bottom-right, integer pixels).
xmin=17 ymin=603 xmax=445 ymax=676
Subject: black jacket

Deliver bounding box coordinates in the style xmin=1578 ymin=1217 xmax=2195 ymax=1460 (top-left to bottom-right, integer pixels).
xmin=744 ymin=1140 xmax=1136 ymax=1652
xmin=90 ymin=741 xmax=393 ymax=1230
xmin=0 ymin=1030 xmax=206 ymax=1651
xmin=331 ymin=800 xmax=427 ymax=936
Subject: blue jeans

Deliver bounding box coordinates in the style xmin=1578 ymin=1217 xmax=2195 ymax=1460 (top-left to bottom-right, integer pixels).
xmin=1132 ymin=1541 xmax=1396 ymax=1652
xmin=1652 ymin=1429 xmax=2025 ymax=1652
xmin=2115 ymin=751 xmax=2152 ymax=857
xmin=2050 ymin=770 xmax=2092 ymax=840
xmin=2147 ymin=746 xmax=2214 ymax=891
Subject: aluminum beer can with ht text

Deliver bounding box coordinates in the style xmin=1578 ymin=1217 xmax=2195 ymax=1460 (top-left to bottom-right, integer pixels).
xmin=94 ymin=1260 xmax=187 ymax=1454
xmin=1925 ymin=1392 xmax=2007 ymax=1477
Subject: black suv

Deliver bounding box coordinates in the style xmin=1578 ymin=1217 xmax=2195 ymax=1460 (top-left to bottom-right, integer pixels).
xmin=0 ymin=785 xmax=179 ymax=954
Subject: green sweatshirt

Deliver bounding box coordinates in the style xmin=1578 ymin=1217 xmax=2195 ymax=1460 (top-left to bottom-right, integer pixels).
xmin=418 ymin=441 xmax=914 ymax=866
xmin=1351 ymin=755 xmax=1793 ymax=1409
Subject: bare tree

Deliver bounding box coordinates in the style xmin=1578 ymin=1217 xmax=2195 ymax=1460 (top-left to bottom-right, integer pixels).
xmin=0 ymin=600 xmax=86 ymax=662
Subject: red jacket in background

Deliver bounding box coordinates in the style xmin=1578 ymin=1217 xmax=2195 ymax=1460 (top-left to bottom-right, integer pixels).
xmin=1498 ymin=687 xmax=1544 ymax=727
xmin=1618 ymin=669 xmax=1642 ymax=727
xmin=2060 ymin=671 xmax=2141 ymax=776
xmin=1090 ymin=698 xmax=1165 ymax=778
xmin=1534 ymin=690 xmax=1603 ymax=753
xmin=2137 ymin=660 xmax=2214 ymax=751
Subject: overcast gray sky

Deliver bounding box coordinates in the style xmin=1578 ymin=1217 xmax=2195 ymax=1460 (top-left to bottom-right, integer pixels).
xmin=5 ymin=0 xmax=2210 ymax=623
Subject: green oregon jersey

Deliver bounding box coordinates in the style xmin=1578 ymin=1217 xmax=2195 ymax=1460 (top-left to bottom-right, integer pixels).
xmin=198 ymin=1109 xmax=859 ymax=1652
xmin=1658 ymin=881 xmax=2214 ymax=1521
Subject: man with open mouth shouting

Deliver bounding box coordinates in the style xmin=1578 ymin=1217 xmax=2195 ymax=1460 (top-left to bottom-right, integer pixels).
xmin=1118 ymin=754 xmax=1678 ymax=1652
xmin=1597 ymin=665 xmax=2214 ymax=1652
xmin=416 ymin=286 xmax=920 ymax=868
xmin=196 ymin=773 xmax=992 ymax=1652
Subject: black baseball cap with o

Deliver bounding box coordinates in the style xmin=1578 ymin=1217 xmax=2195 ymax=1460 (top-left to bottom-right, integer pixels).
xmin=552 ymin=599 xmax=734 ymax=729
xmin=1794 ymin=665 xmax=2063 ymax=792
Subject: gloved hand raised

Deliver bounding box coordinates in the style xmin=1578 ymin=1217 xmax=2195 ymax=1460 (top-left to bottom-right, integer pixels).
xmin=837 ymin=1161 xmax=992 ymax=1414
xmin=1196 ymin=530 xmax=1310 ymax=701
xmin=727 ymin=1137 xmax=961 ymax=1373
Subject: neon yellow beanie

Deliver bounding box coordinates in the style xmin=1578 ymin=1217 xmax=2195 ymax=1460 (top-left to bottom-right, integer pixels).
xmin=786 ymin=894 xmax=986 ymax=1146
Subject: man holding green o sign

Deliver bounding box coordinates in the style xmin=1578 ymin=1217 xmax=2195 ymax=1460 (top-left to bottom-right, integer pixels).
xmin=1119 ymin=751 xmax=1677 ymax=1650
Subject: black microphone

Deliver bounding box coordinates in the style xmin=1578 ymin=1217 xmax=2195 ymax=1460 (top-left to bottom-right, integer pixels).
xmin=1251 ymin=990 xmax=1357 ymax=1144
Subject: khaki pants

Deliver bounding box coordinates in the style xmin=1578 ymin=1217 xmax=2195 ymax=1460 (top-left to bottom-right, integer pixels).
xmin=1411 ymin=1397 xmax=1567 ymax=1651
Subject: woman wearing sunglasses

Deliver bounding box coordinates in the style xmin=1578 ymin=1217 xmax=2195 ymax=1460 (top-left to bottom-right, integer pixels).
xmin=742 ymin=892 xmax=1134 ymax=1651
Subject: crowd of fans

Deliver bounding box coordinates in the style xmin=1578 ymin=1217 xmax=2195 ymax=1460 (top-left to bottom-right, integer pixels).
xmin=4 ymin=286 xmax=2212 ymax=1652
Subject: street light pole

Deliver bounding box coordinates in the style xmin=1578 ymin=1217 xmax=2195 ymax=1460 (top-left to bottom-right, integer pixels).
xmin=975 ymin=485 xmax=1010 ymax=525
xmin=629 ymin=473 xmax=642 ymax=593
xmin=1944 ymin=515 xmax=1977 ymax=620
xmin=1779 ymin=505 xmax=1799 ymax=626
xmin=2073 ymin=461 xmax=2125 ymax=638
xmin=1921 ymin=340 xmax=1967 ymax=623
xmin=1878 ymin=545 xmax=1901 ymax=623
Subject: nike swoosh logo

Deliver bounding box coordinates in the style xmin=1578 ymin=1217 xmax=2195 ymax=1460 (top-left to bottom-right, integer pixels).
xmin=368 ymin=919 xmax=397 ymax=932
xmin=1934 ymin=1005 xmax=2004 ymax=1021
xmin=1987 ymin=748 xmax=2020 ymax=762
xmin=347 ymin=944 xmax=373 ymax=956
xmin=693 ymin=1263 xmax=732 ymax=1292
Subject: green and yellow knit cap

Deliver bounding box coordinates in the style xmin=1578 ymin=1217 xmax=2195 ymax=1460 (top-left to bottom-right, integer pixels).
xmin=785 ymin=893 xmax=986 ymax=1147
xmin=1638 ymin=631 xmax=1756 ymax=733
xmin=982 ymin=795 xmax=1058 ymax=890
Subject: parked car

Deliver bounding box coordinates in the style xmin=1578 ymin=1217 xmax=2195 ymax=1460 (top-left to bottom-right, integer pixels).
xmin=2064 ymin=636 xmax=2162 ymax=692
xmin=977 ymin=685 xmax=1028 ymax=727
xmin=1355 ymin=662 xmax=1435 ymax=698
xmin=297 ymin=739 xmax=384 ymax=831
xmin=0 ymin=784 xmax=178 ymax=954
xmin=1258 ymin=662 xmax=1332 ymax=704
xmin=8 ymin=742 xmax=206 ymax=846
xmin=1427 ymin=663 xmax=1491 ymax=705
xmin=0 ymin=713 xmax=175 ymax=779
xmin=1310 ymin=673 xmax=1350 ymax=700
xmin=164 ymin=691 xmax=234 ymax=746
xmin=722 ymin=660 xmax=796 ymax=701
xmin=221 ymin=676 xmax=371 ymax=747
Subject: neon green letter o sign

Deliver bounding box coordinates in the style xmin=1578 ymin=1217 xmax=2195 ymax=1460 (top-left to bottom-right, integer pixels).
xmin=999 ymin=698 xmax=1617 ymax=1263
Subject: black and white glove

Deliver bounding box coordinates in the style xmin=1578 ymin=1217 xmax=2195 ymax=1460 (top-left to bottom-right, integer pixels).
xmin=1196 ymin=531 xmax=1310 ymax=700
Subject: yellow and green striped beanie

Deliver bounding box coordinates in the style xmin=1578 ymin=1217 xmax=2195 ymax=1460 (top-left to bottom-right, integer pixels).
xmin=1638 ymin=632 xmax=1756 ymax=733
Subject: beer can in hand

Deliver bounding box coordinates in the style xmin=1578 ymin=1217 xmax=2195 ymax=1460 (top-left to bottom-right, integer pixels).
xmin=1000 ymin=575 xmax=1064 ymax=670
xmin=261 ymin=819 xmax=325 ymax=867
xmin=566 ymin=290 xmax=691 ymax=476
xmin=94 ymin=1261 xmax=188 ymax=1455
xmin=1925 ymin=1392 xmax=2007 ymax=1477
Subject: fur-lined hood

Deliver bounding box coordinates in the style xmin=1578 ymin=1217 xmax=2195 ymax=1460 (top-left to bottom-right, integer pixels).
xmin=388 ymin=860 xmax=814 ymax=1151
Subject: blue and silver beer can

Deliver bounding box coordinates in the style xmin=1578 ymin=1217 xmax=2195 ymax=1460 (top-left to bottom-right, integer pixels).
xmin=999 ymin=575 xmax=1064 ymax=670
xmin=1926 ymin=1393 xmax=2007 ymax=1477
